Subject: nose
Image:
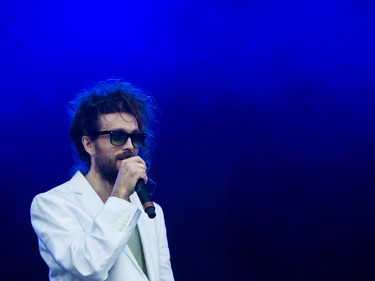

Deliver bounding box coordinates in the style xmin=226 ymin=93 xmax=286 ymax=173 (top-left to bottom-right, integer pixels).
xmin=122 ymin=136 xmax=134 ymax=149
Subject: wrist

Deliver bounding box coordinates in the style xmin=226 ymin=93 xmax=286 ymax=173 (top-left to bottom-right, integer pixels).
xmin=110 ymin=187 xmax=132 ymax=201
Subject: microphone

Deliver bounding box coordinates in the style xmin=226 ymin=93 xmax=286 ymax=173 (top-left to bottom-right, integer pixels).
xmin=135 ymin=180 xmax=156 ymax=219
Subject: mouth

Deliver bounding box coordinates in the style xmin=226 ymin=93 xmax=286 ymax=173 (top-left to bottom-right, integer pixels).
xmin=117 ymin=150 xmax=135 ymax=161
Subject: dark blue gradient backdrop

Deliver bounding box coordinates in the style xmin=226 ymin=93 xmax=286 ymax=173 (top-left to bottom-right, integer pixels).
xmin=1 ymin=0 xmax=375 ymax=280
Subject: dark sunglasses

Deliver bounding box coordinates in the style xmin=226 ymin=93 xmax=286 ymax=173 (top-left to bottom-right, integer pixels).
xmin=91 ymin=131 xmax=147 ymax=148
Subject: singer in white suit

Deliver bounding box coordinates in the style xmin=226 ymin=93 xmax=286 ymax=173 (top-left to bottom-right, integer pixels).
xmin=30 ymin=79 xmax=174 ymax=281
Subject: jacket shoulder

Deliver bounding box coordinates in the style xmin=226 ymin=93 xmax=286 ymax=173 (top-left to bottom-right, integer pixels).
xmin=31 ymin=172 xmax=85 ymax=207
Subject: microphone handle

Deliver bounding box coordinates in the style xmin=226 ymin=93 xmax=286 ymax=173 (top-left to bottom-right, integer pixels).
xmin=135 ymin=180 xmax=156 ymax=219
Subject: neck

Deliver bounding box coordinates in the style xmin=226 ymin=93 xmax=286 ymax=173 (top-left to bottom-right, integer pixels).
xmin=85 ymin=169 xmax=113 ymax=203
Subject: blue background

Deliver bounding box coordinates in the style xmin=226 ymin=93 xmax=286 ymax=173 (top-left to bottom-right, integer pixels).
xmin=1 ymin=0 xmax=375 ymax=280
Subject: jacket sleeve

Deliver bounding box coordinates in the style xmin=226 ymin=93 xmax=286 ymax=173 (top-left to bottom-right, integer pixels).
xmin=31 ymin=193 xmax=141 ymax=281
xmin=156 ymin=205 xmax=175 ymax=281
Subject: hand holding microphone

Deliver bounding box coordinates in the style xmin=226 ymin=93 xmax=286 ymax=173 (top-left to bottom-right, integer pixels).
xmin=112 ymin=155 xmax=156 ymax=219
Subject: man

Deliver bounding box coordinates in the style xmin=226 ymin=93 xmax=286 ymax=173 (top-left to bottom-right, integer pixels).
xmin=30 ymin=79 xmax=174 ymax=281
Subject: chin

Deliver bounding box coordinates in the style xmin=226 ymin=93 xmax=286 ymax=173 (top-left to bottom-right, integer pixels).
xmin=115 ymin=161 xmax=122 ymax=170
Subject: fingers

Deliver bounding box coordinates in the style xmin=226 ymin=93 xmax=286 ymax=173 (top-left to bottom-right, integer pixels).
xmin=111 ymin=156 xmax=148 ymax=200
xmin=120 ymin=156 xmax=148 ymax=182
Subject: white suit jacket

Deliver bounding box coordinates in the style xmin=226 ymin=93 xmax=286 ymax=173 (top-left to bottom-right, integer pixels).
xmin=30 ymin=171 xmax=174 ymax=281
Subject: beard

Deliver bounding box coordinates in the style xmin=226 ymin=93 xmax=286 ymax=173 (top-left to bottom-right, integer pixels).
xmin=94 ymin=146 xmax=135 ymax=185
xmin=96 ymin=156 xmax=118 ymax=186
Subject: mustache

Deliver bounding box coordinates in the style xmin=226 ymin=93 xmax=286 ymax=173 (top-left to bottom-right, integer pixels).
xmin=117 ymin=150 xmax=136 ymax=160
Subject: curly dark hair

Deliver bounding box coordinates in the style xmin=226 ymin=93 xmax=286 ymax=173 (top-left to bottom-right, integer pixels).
xmin=68 ymin=79 xmax=159 ymax=173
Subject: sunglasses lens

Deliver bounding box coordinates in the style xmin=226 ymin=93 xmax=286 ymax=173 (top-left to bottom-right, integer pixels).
xmin=131 ymin=133 xmax=146 ymax=148
xmin=110 ymin=131 xmax=127 ymax=146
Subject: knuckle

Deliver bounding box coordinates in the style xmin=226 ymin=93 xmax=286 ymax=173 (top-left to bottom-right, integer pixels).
xmin=129 ymin=169 xmax=138 ymax=177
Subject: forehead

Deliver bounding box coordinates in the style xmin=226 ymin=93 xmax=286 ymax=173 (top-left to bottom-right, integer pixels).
xmin=99 ymin=112 xmax=139 ymax=131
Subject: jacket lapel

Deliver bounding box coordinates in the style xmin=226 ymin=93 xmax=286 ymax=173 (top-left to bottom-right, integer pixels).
xmin=68 ymin=171 xmax=104 ymax=217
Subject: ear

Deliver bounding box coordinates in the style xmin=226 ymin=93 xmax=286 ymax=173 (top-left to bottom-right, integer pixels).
xmin=82 ymin=136 xmax=95 ymax=156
